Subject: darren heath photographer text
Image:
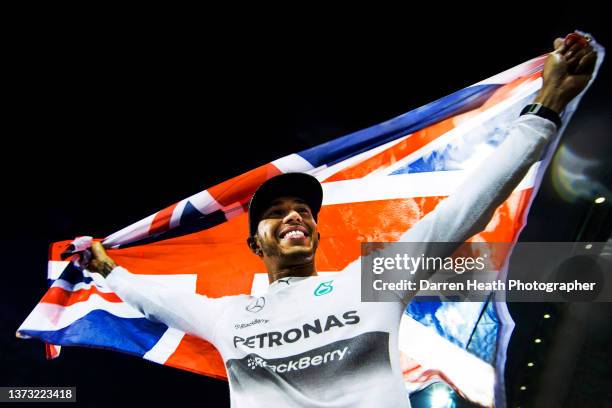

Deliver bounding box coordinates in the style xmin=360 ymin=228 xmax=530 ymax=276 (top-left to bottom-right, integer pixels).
xmin=372 ymin=279 xmax=596 ymax=293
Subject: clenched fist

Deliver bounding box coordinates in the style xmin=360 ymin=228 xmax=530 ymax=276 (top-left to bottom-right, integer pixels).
xmin=87 ymin=242 xmax=118 ymax=278
xmin=534 ymin=33 xmax=597 ymax=113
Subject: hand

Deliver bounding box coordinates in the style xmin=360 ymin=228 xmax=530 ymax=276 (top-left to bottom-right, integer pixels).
xmin=88 ymin=241 xmax=118 ymax=278
xmin=534 ymin=33 xmax=597 ymax=113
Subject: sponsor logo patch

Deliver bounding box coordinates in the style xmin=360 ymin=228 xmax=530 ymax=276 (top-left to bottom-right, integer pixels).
xmin=246 ymin=296 xmax=266 ymax=313
xmin=314 ymin=280 xmax=334 ymax=296
xmin=233 ymin=311 xmax=360 ymax=349
xmin=235 ymin=318 xmax=270 ymax=330
xmin=246 ymin=347 xmax=349 ymax=373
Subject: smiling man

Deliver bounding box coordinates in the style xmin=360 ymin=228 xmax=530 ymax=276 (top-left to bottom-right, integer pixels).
xmin=86 ymin=35 xmax=597 ymax=407
xmin=245 ymin=174 xmax=323 ymax=282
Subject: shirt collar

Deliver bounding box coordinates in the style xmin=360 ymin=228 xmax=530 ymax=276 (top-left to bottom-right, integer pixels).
xmin=267 ymin=276 xmax=311 ymax=293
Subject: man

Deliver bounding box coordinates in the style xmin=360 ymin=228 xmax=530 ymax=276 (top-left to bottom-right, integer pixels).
xmin=86 ymin=35 xmax=596 ymax=407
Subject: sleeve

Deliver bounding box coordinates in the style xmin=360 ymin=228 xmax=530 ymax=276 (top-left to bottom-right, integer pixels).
xmin=394 ymin=114 xmax=557 ymax=302
xmin=105 ymin=266 xmax=230 ymax=344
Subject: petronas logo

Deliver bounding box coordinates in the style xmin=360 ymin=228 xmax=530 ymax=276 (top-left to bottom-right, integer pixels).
xmin=314 ymin=281 xmax=334 ymax=296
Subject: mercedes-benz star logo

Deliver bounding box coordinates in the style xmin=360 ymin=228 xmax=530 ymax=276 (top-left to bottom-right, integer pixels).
xmin=246 ymin=296 xmax=266 ymax=313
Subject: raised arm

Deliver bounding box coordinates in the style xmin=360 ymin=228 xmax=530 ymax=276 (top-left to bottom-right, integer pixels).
xmin=385 ymin=34 xmax=598 ymax=304
xmin=87 ymin=242 xmax=229 ymax=343
xmin=401 ymin=34 xmax=596 ymax=245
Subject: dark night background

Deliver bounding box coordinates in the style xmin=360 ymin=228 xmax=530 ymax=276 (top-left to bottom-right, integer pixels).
xmin=2 ymin=6 xmax=611 ymax=407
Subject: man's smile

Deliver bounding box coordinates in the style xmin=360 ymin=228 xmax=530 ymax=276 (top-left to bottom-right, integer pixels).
xmin=278 ymin=225 xmax=309 ymax=242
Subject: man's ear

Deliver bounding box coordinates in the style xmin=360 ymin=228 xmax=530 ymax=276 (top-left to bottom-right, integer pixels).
xmin=247 ymin=236 xmax=263 ymax=257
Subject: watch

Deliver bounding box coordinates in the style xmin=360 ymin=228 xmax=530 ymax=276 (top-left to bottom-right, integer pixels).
xmin=520 ymin=103 xmax=562 ymax=128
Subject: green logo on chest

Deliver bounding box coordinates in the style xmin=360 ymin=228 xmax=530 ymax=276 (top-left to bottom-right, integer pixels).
xmin=314 ymin=280 xmax=334 ymax=296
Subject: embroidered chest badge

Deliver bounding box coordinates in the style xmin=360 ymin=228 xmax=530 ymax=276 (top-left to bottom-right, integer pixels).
xmin=314 ymin=280 xmax=334 ymax=296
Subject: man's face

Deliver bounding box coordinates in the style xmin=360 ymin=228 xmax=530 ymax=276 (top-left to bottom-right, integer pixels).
xmin=254 ymin=196 xmax=319 ymax=264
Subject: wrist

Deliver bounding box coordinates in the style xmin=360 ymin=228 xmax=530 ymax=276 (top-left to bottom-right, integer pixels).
xmin=520 ymin=103 xmax=562 ymax=129
xmin=533 ymin=88 xmax=567 ymax=114
xmin=100 ymin=260 xmax=118 ymax=278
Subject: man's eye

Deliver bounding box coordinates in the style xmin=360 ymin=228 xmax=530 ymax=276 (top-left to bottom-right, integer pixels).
xmin=267 ymin=210 xmax=283 ymax=217
xmin=297 ymin=207 xmax=311 ymax=214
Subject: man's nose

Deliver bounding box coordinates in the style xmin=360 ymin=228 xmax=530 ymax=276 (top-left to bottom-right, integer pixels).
xmin=282 ymin=210 xmax=303 ymax=224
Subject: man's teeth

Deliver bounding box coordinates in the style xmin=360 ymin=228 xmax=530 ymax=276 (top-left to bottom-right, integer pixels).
xmin=284 ymin=230 xmax=305 ymax=238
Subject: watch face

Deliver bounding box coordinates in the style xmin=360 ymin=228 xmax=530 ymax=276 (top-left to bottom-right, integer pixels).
xmin=523 ymin=104 xmax=542 ymax=114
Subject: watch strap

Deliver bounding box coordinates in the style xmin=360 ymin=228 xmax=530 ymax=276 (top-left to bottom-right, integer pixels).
xmin=520 ymin=103 xmax=562 ymax=128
